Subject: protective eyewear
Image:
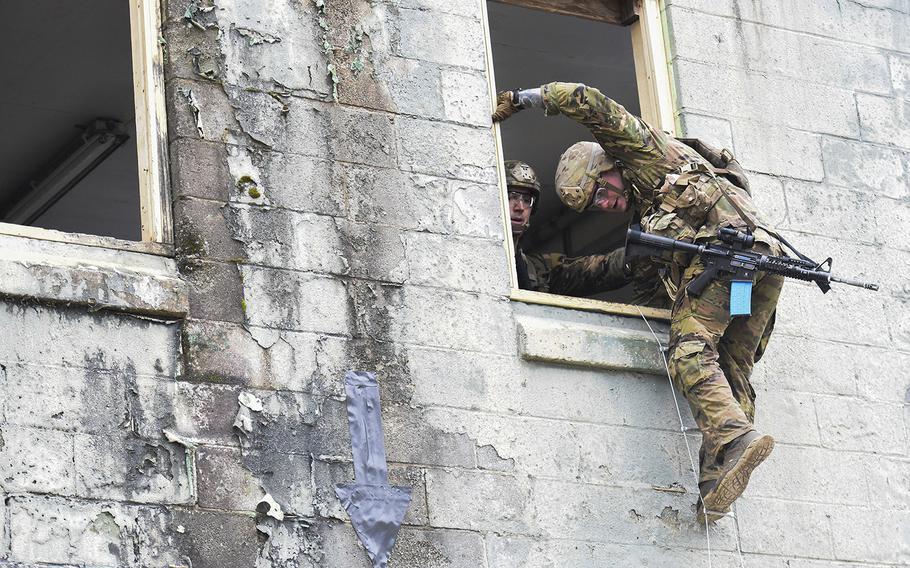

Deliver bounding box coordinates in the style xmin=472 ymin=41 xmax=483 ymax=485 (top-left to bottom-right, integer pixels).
xmin=508 ymin=190 xmax=535 ymax=208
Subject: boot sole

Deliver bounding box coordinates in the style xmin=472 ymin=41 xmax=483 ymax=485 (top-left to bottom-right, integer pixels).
xmin=695 ymin=501 xmax=729 ymax=525
xmin=706 ymin=434 xmax=775 ymax=515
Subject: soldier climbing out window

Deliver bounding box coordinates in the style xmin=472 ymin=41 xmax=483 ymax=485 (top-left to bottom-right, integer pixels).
xmin=492 ymin=81 xmax=783 ymax=523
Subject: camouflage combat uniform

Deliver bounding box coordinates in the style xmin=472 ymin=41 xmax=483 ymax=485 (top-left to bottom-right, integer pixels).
xmin=541 ymin=82 xmax=784 ymax=484
xmin=517 ymin=246 xmax=627 ymax=295
xmin=516 ymin=245 xmax=669 ymax=307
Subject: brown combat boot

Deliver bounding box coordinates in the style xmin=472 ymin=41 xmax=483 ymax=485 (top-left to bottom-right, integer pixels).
xmin=701 ymin=430 xmax=774 ymax=520
xmin=695 ymin=479 xmax=729 ymax=524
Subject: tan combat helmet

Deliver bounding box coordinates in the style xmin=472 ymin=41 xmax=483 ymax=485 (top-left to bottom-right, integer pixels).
xmin=504 ymin=160 xmax=542 ymax=214
xmin=554 ymin=141 xmax=615 ymax=212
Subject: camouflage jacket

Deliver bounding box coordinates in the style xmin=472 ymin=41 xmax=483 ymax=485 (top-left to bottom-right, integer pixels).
xmin=517 ymin=247 xmax=629 ymax=296
xmin=541 ymin=82 xmax=776 ymax=248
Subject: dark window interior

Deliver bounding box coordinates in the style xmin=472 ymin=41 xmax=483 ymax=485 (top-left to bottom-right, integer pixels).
xmin=0 ymin=1 xmax=141 ymax=241
xmin=489 ymin=1 xmax=641 ymax=302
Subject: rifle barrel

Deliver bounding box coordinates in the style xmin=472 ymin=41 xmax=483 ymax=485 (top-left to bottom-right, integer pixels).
xmin=830 ymin=275 xmax=879 ymax=291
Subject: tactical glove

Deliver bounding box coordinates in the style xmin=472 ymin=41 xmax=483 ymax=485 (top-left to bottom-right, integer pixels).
xmin=492 ymin=90 xmax=520 ymax=123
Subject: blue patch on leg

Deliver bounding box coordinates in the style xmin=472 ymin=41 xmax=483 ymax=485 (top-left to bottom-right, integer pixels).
xmin=729 ymin=280 xmax=753 ymax=316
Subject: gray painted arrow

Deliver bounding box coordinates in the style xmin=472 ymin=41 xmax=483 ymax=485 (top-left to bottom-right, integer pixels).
xmin=335 ymin=371 xmax=412 ymax=568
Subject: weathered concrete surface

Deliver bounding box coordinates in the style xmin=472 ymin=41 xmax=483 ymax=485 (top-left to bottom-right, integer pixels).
xmin=1 ymin=0 xmax=907 ymax=567
xmin=0 ymin=234 xmax=188 ymax=317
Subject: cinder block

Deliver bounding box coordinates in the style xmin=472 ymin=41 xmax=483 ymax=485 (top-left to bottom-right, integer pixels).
xmin=328 ymin=107 xmax=398 ymax=168
xmin=341 ymin=163 xmax=503 ymax=239
xmin=161 ymin=19 xmax=222 ymax=83
xmin=166 ymin=78 xmax=238 ymax=143
xmin=532 ymin=479 xmax=738 ymax=549
xmin=745 ymin=443 xmax=869 ymax=505
xmin=387 ymin=286 xmax=515 ymax=354
xmin=892 ymin=53 xmax=910 ymax=95
xmin=337 ymin=221 xmax=410 ymax=284
xmin=667 ymin=0 xmax=910 ymax=53
xmin=174 ymin=197 xmax=246 ymax=263
xmin=231 ymin=92 xmax=331 ymax=156
xmin=441 ymin=68 xmax=492 ymax=127
xmin=737 ymin=496 xmax=835 ymax=558
xmin=402 ymin=231 xmax=510 ymax=295
xmin=397 ymin=116 xmax=497 ymax=183
xmin=830 ymin=508 xmax=910 ymax=564
xmin=752 ymin=389 xmax=821 ymax=446
xmin=383 ymin=408 xmax=477 ymax=469
xmin=8 ymin=495 xmax=181 ymax=567
xmin=227 ymin=206 xmax=346 ymax=275
xmin=205 ymin=0 xmax=331 ymax=97
xmin=238 ymin=265 xmax=349 ymax=335
xmin=514 ymin=363 xmax=697 ymax=432
xmin=173 ymin=381 xmax=242 ymax=447
xmin=0 ymin=427 xmax=74 ymax=495
xmin=394 ymin=9 xmax=485 ymax=70
xmin=388 ymin=527 xmax=486 ymax=568
xmin=821 ymin=138 xmax=909 ymax=200
xmin=890 ymin=301 xmax=910 ymax=351
xmin=388 ymin=0 xmax=481 ymax=18
xmin=857 ymin=93 xmax=910 ymax=151
xmin=728 ymin=117 xmax=824 ymax=180
xmin=486 ymin=535 xmax=743 ymax=568
xmin=674 ymin=59 xmax=859 ymax=138
xmin=424 ymin=407 xmax=694 ymax=488
xmin=746 ymin=172 xmax=787 ymax=227
xmin=182 ymin=319 xmax=349 ymax=395
xmin=0 ymin=302 xmax=179 ymax=377
xmin=249 ymin=151 xmax=341 ymax=216
xmin=184 ymin=260 xmax=246 ymax=324
xmin=408 ymin=346 xmax=521 ymax=412
xmin=196 ymin=445 xmax=262 ymax=511
xmin=815 ymin=395 xmax=907 ymax=455
xmin=378 ymin=56 xmax=447 ymax=121
xmin=425 ymin=468 xmax=531 ymax=533
xmin=774 ymin=278 xmax=891 ymax=348
xmin=1 ymin=363 xmax=123 ymax=435
xmin=668 ymin=8 xmax=892 ymax=94
xmin=235 ymin=450 xmax=315 ymax=517
xmin=73 ymin=433 xmax=193 ymax=505
xmin=171 ymin=509 xmax=260 ymax=568
xmin=864 ymin=455 xmax=910 ymax=510
xmin=169 ymin=138 xmax=234 ymax=202
xmin=679 ymin=113 xmax=735 ymax=152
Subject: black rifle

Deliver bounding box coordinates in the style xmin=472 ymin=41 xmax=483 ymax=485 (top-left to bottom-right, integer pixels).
xmin=626 ymin=227 xmax=879 ymax=295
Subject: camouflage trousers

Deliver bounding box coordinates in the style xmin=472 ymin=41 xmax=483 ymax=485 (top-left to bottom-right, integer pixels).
xmin=667 ymin=245 xmax=784 ymax=484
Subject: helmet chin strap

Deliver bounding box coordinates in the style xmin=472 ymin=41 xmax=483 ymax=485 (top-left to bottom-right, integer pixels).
xmin=512 ymin=220 xmax=530 ymax=240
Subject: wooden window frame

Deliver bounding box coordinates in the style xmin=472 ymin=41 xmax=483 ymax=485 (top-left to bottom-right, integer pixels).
xmin=483 ymin=0 xmax=674 ymax=321
xmin=0 ymin=0 xmax=172 ymax=257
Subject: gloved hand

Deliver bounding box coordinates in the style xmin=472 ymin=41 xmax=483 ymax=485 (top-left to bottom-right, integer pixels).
xmin=492 ymin=90 xmax=520 ymax=123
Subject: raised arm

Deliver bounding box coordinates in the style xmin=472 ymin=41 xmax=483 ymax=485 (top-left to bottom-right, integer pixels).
xmin=493 ymin=82 xmax=669 ymax=167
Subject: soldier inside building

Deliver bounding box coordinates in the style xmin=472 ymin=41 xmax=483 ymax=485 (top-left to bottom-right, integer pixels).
xmin=494 ymin=82 xmax=783 ymax=523
xmin=505 ymin=159 xmax=631 ymax=296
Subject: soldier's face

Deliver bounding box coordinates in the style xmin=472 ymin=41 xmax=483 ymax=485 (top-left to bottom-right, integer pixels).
xmin=508 ymin=188 xmax=534 ymax=235
xmin=588 ymin=170 xmax=629 ymax=213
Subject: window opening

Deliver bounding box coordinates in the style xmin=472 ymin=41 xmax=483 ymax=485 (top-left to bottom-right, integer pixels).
xmin=488 ymin=1 xmax=655 ymax=306
xmin=0 ymin=0 xmax=167 ymax=245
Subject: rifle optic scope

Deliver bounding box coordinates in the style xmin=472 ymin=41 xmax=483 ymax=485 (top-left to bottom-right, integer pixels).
xmin=718 ymin=227 xmax=754 ymax=249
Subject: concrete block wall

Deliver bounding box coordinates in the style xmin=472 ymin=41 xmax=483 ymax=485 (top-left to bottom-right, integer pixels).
xmin=0 ymin=0 xmax=906 ymax=567
xmin=666 ymin=0 xmax=910 ymax=564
